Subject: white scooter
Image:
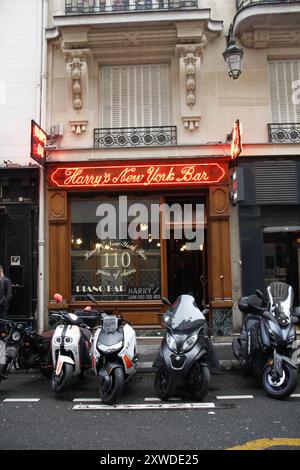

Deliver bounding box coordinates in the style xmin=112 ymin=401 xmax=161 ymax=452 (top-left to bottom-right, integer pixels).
xmin=50 ymin=294 xmax=98 ymax=393
xmin=87 ymin=294 xmax=138 ymax=405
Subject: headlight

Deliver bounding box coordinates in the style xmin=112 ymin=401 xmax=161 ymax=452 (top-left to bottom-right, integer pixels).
xmin=54 ymin=337 xmax=61 ymax=345
xmin=64 ymin=336 xmax=73 ymax=345
xmin=166 ymin=334 xmax=177 ymax=353
xmin=182 ymin=334 xmax=198 ymax=352
xmin=98 ymin=341 xmax=123 ymax=354
xmin=12 ymin=331 xmax=21 ymax=342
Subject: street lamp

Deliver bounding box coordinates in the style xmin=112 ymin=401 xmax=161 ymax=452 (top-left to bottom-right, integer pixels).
xmin=223 ymin=38 xmax=244 ymax=80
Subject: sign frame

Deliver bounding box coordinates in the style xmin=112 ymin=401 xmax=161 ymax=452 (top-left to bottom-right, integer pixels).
xmin=30 ymin=119 xmax=47 ymax=166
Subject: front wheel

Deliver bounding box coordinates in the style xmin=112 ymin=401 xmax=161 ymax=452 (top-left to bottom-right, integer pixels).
xmin=155 ymin=365 xmax=173 ymax=401
xmin=262 ymin=362 xmax=298 ymax=399
xmin=99 ymin=367 xmax=124 ymax=405
xmin=188 ymin=363 xmax=211 ymax=401
xmin=51 ymin=363 xmax=74 ymax=393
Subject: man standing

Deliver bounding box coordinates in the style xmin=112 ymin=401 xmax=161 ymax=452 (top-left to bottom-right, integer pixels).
xmin=0 ymin=265 xmax=12 ymax=319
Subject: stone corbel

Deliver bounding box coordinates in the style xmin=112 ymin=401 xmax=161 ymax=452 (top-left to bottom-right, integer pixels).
xmin=182 ymin=116 xmax=201 ymax=131
xmin=176 ymin=44 xmax=204 ymax=109
xmin=69 ymin=120 xmax=88 ymax=135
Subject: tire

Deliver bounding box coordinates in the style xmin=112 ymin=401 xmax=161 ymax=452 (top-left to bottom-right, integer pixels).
xmin=51 ymin=363 xmax=74 ymax=393
xmin=154 ymin=365 xmax=173 ymax=401
xmin=99 ymin=367 xmax=124 ymax=405
xmin=262 ymin=362 xmax=298 ymax=400
xmin=188 ymin=362 xmax=211 ymax=401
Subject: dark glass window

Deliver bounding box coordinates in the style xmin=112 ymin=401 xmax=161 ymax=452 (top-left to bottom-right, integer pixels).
xmin=71 ymin=198 xmax=161 ymax=301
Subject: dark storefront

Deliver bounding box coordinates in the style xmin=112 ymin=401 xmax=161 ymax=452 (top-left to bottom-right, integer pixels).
xmin=0 ymin=167 xmax=39 ymax=320
xmin=238 ymin=158 xmax=300 ymax=305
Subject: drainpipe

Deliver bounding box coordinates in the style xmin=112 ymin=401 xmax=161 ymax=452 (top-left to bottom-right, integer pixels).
xmin=37 ymin=0 xmax=48 ymax=332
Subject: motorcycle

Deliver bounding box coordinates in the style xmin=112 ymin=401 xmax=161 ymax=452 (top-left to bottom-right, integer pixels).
xmin=153 ymin=294 xmax=215 ymax=401
xmin=232 ymin=282 xmax=300 ymax=399
xmin=87 ymin=294 xmax=138 ymax=405
xmin=0 ymin=318 xmax=52 ymax=382
xmin=50 ymin=294 xmax=99 ymax=393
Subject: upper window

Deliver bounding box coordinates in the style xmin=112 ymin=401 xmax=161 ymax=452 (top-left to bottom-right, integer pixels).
xmin=102 ymin=64 xmax=170 ymax=128
xmin=269 ymin=59 xmax=300 ymax=123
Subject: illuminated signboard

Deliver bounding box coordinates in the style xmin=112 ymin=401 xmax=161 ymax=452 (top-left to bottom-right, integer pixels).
xmin=30 ymin=120 xmax=47 ymax=165
xmin=231 ymin=167 xmax=245 ymax=205
xmin=49 ymin=161 xmax=228 ymax=189
xmin=231 ymin=119 xmax=242 ymax=160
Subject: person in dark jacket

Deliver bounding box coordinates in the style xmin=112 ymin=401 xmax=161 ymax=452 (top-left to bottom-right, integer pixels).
xmin=0 ymin=265 xmax=12 ymax=319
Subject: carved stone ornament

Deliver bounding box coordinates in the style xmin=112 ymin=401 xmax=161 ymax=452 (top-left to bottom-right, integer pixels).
xmin=182 ymin=116 xmax=201 ymax=131
xmin=64 ymin=53 xmax=85 ymax=111
xmin=176 ymin=44 xmax=205 ymax=108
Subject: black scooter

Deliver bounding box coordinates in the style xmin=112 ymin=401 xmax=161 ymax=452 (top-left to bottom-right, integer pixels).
xmin=232 ymin=282 xmax=300 ymax=399
xmin=153 ymin=294 xmax=218 ymax=401
xmin=0 ymin=318 xmax=52 ymax=382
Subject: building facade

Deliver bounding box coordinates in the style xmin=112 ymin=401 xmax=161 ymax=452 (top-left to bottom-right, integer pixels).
xmin=44 ymin=0 xmax=300 ymax=334
xmin=0 ymin=0 xmax=44 ymax=320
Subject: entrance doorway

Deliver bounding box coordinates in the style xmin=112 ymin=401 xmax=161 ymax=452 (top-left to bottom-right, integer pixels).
xmin=165 ymin=197 xmax=208 ymax=308
xmin=264 ymin=231 xmax=300 ymax=305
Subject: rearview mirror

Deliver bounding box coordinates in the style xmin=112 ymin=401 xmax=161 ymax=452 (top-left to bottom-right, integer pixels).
xmin=86 ymin=293 xmax=97 ymax=304
xmin=255 ymin=289 xmax=264 ymax=300
xmin=162 ymin=297 xmax=172 ymax=307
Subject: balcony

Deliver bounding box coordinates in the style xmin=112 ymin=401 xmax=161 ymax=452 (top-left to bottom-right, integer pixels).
xmin=268 ymin=123 xmax=300 ymax=143
xmin=233 ymin=0 xmax=300 ymax=48
xmin=65 ymin=0 xmax=198 ymax=15
xmin=94 ymin=126 xmax=177 ymax=148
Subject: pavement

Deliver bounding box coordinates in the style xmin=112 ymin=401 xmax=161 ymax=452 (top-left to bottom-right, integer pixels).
xmin=0 ymin=367 xmax=300 ymax=450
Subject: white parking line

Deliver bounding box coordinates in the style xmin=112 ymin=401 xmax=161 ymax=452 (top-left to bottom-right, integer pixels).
xmin=73 ymin=398 xmax=102 ymax=402
xmin=291 ymin=394 xmax=300 ymax=398
xmin=216 ymin=395 xmax=254 ymax=400
xmin=3 ymin=398 xmax=40 ymax=403
xmin=144 ymin=397 xmax=182 ymax=402
xmin=73 ymin=402 xmax=215 ymax=411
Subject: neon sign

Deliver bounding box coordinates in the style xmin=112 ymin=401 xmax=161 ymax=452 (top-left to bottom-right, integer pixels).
xmin=231 ymin=119 xmax=242 ymax=160
xmin=31 ymin=120 xmax=47 ymax=165
xmin=49 ymin=162 xmax=227 ymax=189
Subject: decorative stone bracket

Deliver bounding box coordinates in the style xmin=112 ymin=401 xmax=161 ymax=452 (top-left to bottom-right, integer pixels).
xmin=69 ymin=120 xmax=88 ymax=135
xmin=176 ymin=43 xmax=205 ymax=109
xmin=182 ymin=116 xmax=201 ymax=131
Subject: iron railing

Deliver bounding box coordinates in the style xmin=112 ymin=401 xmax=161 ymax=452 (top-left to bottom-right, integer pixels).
xmin=66 ymin=0 xmax=198 ymax=14
xmin=237 ymin=0 xmax=300 ymax=10
xmin=94 ymin=126 xmax=177 ymax=148
xmin=268 ymin=123 xmax=300 ymax=143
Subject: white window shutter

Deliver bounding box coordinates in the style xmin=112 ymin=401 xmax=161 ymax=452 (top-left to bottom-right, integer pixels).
xmin=102 ymin=64 xmax=170 ymax=128
xmin=269 ymin=59 xmax=300 ymax=123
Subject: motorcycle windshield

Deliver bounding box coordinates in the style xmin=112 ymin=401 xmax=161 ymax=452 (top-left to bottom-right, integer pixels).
xmin=163 ymin=295 xmax=205 ymax=334
xmin=267 ymin=282 xmax=294 ymax=324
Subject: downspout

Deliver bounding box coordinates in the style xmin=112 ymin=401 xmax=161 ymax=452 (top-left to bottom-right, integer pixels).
xmin=37 ymin=0 xmax=48 ymax=332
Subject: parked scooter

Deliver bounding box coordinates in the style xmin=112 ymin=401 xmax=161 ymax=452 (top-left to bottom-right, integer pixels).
xmin=232 ymin=282 xmax=300 ymax=399
xmin=87 ymin=294 xmax=138 ymax=405
xmin=153 ymin=294 xmax=215 ymax=401
xmin=50 ymin=294 xmax=99 ymax=393
xmin=0 ymin=318 xmax=52 ymax=383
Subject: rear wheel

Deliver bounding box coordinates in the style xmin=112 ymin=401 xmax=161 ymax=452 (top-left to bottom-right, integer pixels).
xmin=99 ymin=367 xmax=124 ymax=405
xmin=188 ymin=362 xmax=211 ymax=401
xmin=155 ymin=365 xmax=173 ymax=401
xmin=51 ymin=363 xmax=73 ymax=393
xmin=262 ymin=362 xmax=298 ymax=399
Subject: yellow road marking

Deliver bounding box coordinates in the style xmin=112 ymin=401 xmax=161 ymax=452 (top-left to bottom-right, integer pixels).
xmin=228 ymin=438 xmax=300 ymax=450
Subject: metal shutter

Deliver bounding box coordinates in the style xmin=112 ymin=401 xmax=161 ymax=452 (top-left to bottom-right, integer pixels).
xmin=255 ymin=161 xmax=298 ymax=204
xmin=269 ymin=59 xmax=300 ymax=123
xmin=102 ymin=64 xmax=170 ymax=128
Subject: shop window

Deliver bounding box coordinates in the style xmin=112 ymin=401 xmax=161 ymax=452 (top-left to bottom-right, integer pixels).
xmin=71 ymin=198 xmax=162 ymax=301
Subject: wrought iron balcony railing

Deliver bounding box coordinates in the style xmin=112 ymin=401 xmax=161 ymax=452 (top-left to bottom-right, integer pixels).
xmin=237 ymin=0 xmax=300 ymax=10
xmin=268 ymin=123 xmax=300 ymax=143
xmin=66 ymin=0 xmax=198 ymax=15
xmin=94 ymin=126 xmax=177 ymax=148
